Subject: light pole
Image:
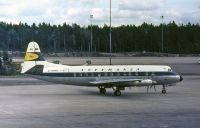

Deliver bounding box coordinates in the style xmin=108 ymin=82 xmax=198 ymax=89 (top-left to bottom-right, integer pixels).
xmin=161 ymin=15 xmax=164 ymax=53
xmin=90 ymin=14 xmax=93 ymax=53
xmin=109 ymin=0 xmax=112 ymax=65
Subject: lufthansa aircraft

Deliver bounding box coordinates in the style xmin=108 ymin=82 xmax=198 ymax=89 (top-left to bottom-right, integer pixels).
xmin=21 ymin=41 xmax=183 ymax=96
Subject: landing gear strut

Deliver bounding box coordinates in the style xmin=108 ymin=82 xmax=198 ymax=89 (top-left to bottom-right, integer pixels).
xmin=162 ymin=85 xmax=166 ymax=94
xmin=99 ymin=88 xmax=106 ymax=95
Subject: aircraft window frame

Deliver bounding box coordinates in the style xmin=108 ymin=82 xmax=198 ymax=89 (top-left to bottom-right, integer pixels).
xmin=114 ymin=72 xmax=120 ymax=76
xmin=84 ymin=73 xmax=88 ymax=77
xmin=154 ymin=72 xmax=178 ymax=76
xmin=78 ymin=73 xmax=82 ymax=77
xmin=93 ymin=73 xmax=98 ymax=77
xmin=104 ymin=72 xmax=108 ymax=76
xmin=87 ymin=73 xmax=91 ymax=77
xmin=110 ymin=72 xmax=114 ymax=76
xmin=138 ymin=72 xmax=145 ymax=76
xmin=131 ymin=72 xmax=135 ymax=76
xmin=120 ymin=72 xmax=124 ymax=76
xmin=151 ymin=72 xmax=155 ymax=76
xmin=70 ymin=73 xmax=74 ymax=77
xmin=90 ymin=73 xmax=94 ymax=77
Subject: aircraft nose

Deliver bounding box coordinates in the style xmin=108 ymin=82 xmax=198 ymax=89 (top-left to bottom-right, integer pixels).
xmin=180 ymin=75 xmax=183 ymax=82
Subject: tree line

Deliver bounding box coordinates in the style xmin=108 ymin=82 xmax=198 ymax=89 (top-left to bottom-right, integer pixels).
xmin=0 ymin=21 xmax=199 ymax=54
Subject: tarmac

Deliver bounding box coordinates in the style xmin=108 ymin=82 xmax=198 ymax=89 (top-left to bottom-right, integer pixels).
xmin=0 ymin=57 xmax=200 ymax=128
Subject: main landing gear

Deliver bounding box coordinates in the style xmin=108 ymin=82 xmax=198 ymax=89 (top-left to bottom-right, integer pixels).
xmin=113 ymin=87 xmax=124 ymax=96
xmin=99 ymin=87 xmax=106 ymax=95
xmin=162 ymin=85 xmax=167 ymax=94
xmin=114 ymin=90 xmax=121 ymax=96
xmin=98 ymin=86 xmax=124 ymax=96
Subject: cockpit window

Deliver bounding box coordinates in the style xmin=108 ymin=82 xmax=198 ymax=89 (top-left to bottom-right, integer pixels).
xmin=168 ymin=68 xmax=172 ymax=72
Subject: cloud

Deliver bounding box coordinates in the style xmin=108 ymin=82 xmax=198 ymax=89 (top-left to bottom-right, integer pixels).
xmin=119 ymin=0 xmax=162 ymax=11
xmin=0 ymin=0 xmax=199 ymax=26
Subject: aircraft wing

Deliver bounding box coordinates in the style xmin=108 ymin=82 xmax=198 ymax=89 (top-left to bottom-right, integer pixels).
xmin=90 ymin=79 xmax=155 ymax=86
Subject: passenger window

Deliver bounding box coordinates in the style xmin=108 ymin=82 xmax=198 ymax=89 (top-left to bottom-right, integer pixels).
xmin=91 ymin=73 xmax=94 ymax=77
xmin=73 ymin=73 xmax=76 ymax=77
xmin=114 ymin=72 xmax=120 ymax=76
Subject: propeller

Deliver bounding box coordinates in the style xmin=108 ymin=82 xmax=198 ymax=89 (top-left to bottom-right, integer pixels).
xmin=147 ymin=85 xmax=157 ymax=93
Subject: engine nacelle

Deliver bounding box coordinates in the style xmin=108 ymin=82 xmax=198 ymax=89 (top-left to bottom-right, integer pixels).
xmin=133 ymin=79 xmax=156 ymax=86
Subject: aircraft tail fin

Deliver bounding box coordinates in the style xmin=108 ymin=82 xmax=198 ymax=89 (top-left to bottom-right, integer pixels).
xmin=21 ymin=41 xmax=46 ymax=74
xmin=24 ymin=41 xmax=45 ymax=61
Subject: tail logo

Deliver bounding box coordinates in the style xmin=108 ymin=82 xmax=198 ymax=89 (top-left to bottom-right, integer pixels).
xmin=24 ymin=53 xmax=39 ymax=61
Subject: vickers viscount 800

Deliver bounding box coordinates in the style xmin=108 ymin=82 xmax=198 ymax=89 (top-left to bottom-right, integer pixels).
xmin=21 ymin=42 xmax=183 ymax=96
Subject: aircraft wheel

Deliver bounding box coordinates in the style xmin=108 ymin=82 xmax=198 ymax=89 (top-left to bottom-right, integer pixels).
xmin=114 ymin=90 xmax=121 ymax=96
xmin=99 ymin=88 xmax=106 ymax=94
xmin=162 ymin=89 xmax=166 ymax=94
xmin=162 ymin=85 xmax=166 ymax=94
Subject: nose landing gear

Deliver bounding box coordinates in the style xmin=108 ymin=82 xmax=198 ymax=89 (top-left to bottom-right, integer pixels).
xmin=162 ymin=85 xmax=167 ymax=94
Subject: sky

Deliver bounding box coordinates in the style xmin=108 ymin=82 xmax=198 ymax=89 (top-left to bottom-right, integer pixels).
xmin=0 ymin=0 xmax=199 ymax=26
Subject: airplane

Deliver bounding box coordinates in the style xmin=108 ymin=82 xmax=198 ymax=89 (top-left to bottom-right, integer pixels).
xmin=21 ymin=41 xmax=183 ymax=96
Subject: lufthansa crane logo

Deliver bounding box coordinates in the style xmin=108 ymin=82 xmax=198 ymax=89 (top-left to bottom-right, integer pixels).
xmin=24 ymin=53 xmax=39 ymax=61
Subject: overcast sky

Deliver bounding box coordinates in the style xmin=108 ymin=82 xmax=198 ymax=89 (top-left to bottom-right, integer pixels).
xmin=0 ymin=0 xmax=199 ymax=26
